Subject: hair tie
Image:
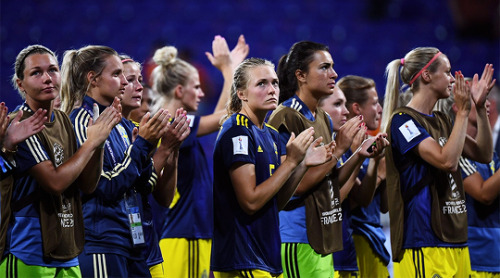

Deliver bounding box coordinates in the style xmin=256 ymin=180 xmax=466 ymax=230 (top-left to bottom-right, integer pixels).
xmin=121 ymin=58 xmax=134 ymax=63
xmin=400 ymin=58 xmax=404 ymax=66
xmin=409 ymin=52 xmax=442 ymax=85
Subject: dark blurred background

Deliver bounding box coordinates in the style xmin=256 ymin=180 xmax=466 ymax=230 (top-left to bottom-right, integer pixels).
xmin=1 ymin=0 xmax=499 ymax=109
xmin=1 ymin=0 xmax=499 ymax=167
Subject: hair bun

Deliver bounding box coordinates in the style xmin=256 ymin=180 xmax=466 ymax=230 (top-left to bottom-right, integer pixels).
xmin=153 ymin=46 xmax=178 ymax=66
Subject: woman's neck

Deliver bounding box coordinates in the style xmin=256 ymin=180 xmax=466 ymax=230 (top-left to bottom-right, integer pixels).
xmin=296 ymin=90 xmax=319 ymax=117
xmin=406 ymin=90 xmax=438 ymax=115
xmin=240 ymin=106 xmax=266 ymax=129
xmin=26 ymin=98 xmax=53 ymax=117
xmin=163 ymin=98 xmax=184 ymax=116
xmin=122 ymin=107 xmax=133 ymax=120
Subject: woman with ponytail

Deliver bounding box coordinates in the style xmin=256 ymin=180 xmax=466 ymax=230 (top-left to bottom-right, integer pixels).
xmin=383 ymin=47 xmax=494 ymax=277
xmin=211 ymin=57 xmax=333 ymax=277
xmin=267 ymin=41 xmax=388 ymax=278
xmin=61 ymin=45 xmax=185 ymax=277
xmin=0 ymin=45 xmax=120 ymax=277
xmin=149 ymin=35 xmax=249 ymax=277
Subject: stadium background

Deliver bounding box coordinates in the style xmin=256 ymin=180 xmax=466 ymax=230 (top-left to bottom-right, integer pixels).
xmin=0 ymin=0 xmax=498 ymax=272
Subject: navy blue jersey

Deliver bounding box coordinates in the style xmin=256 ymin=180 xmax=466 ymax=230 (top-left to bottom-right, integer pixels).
xmin=211 ymin=113 xmax=282 ymax=273
xmin=9 ymin=103 xmax=78 ymax=267
xmin=390 ymin=112 xmax=466 ymax=248
xmin=460 ymin=153 xmax=500 ymax=272
xmin=154 ymin=115 xmax=213 ymax=240
xmin=70 ymin=96 xmax=157 ymax=260
xmin=276 ymin=95 xmax=335 ymax=244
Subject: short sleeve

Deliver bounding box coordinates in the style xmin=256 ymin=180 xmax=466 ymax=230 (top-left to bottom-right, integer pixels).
xmin=15 ymin=135 xmax=50 ymax=173
xmin=390 ymin=113 xmax=430 ymax=155
xmin=459 ymin=156 xmax=477 ymax=180
xmin=219 ymin=125 xmax=256 ymax=170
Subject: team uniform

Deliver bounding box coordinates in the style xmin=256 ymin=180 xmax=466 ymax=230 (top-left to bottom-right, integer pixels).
xmin=0 ymin=103 xmax=82 ymax=277
xmin=128 ymin=120 xmax=164 ymax=278
xmin=268 ymin=95 xmax=338 ymax=278
xmin=71 ymin=96 xmax=157 ymax=277
xmin=152 ymin=115 xmax=213 ymax=278
xmin=333 ymin=152 xmax=390 ymax=278
xmin=0 ymin=152 xmax=15 ymax=259
xmin=349 ymin=155 xmax=390 ymax=277
xmin=386 ymin=108 xmax=470 ymax=278
xmin=212 ymin=113 xmax=283 ymax=276
xmin=460 ymin=153 xmax=500 ymax=277
xmin=333 ymin=156 xmax=359 ymax=278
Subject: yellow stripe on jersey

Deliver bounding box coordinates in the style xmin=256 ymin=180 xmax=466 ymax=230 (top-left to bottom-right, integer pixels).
xmin=265 ymin=123 xmax=278 ymax=132
xmin=236 ymin=114 xmax=249 ymax=128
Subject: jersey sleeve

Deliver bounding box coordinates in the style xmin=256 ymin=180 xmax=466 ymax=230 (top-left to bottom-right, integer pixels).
xmin=459 ymin=156 xmax=478 ymax=180
xmin=14 ymin=135 xmax=50 ymax=174
xmin=97 ymin=136 xmax=157 ymax=201
xmin=179 ymin=115 xmax=199 ymax=149
xmin=0 ymin=155 xmax=15 ymax=178
xmin=71 ymin=108 xmax=157 ymax=201
xmin=219 ymin=125 xmax=256 ymax=170
xmin=390 ymin=113 xmax=431 ymax=155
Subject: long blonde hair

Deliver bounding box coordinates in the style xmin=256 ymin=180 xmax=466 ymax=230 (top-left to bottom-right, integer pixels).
xmin=60 ymin=45 xmax=118 ymax=115
xmin=381 ymin=47 xmax=442 ymax=132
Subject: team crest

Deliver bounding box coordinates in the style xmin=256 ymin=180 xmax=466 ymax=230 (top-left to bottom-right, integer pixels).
xmin=53 ymin=142 xmax=64 ymax=167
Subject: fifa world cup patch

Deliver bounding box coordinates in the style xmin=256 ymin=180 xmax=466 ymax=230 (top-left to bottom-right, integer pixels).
xmin=187 ymin=115 xmax=195 ymax=128
xmin=232 ymin=135 xmax=248 ymax=155
xmin=399 ymin=119 xmax=421 ymax=142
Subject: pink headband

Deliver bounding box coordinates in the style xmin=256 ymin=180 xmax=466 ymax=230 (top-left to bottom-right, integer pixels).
xmin=400 ymin=58 xmax=404 ymax=65
xmin=408 ymin=52 xmax=442 ymax=85
xmin=121 ymin=58 xmax=134 ymax=63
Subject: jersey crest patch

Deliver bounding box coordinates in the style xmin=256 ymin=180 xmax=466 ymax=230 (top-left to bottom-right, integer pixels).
xmin=399 ymin=119 xmax=421 ymax=142
xmin=232 ymin=135 xmax=248 ymax=155
xmin=187 ymin=115 xmax=195 ymax=128
xmin=53 ymin=142 xmax=64 ymax=167
xmin=257 ymin=145 xmax=263 ymax=152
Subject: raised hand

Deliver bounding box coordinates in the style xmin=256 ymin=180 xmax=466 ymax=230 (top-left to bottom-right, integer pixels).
xmin=454 ymin=71 xmax=471 ymax=113
xmin=335 ymin=115 xmax=364 ymax=154
xmin=303 ymin=138 xmax=334 ymax=167
xmin=205 ymin=35 xmax=232 ymax=72
xmin=2 ymin=106 xmax=47 ymax=151
xmin=229 ymin=34 xmax=249 ymax=70
xmin=285 ymin=127 xmax=315 ymax=166
xmin=138 ymin=108 xmax=170 ymax=145
xmin=159 ymin=108 xmax=191 ymax=151
xmin=0 ymin=102 xmax=9 ymax=146
xmin=470 ymin=64 xmax=496 ymax=108
xmin=86 ymin=103 xmax=122 ymax=148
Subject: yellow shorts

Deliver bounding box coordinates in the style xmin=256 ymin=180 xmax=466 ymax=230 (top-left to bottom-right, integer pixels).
xmin=149 ymin=262 xmax=164 ymax=278
xmin=159 ymin=238 xmax=211 ymax=278
xmin=470 ymin=270 xmax=500 ymax=278
xmin=213 ymin=269 xmax=283 ymax=278
xmin=394 ymin=246 xmax=471 ymax=278
xmin=352 ymin=234 xmax=389 ymax=278
xmin=334 ymin=270 xmax=359 ymax=277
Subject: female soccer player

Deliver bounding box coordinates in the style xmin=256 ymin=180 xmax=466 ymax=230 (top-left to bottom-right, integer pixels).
xmin=0 ymin=44 xmax=120 ymax=277
xmin=212 ymin=57 xmax=333 ymax=277
xmin=383 ymin=47 xmax=493 ymax=277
